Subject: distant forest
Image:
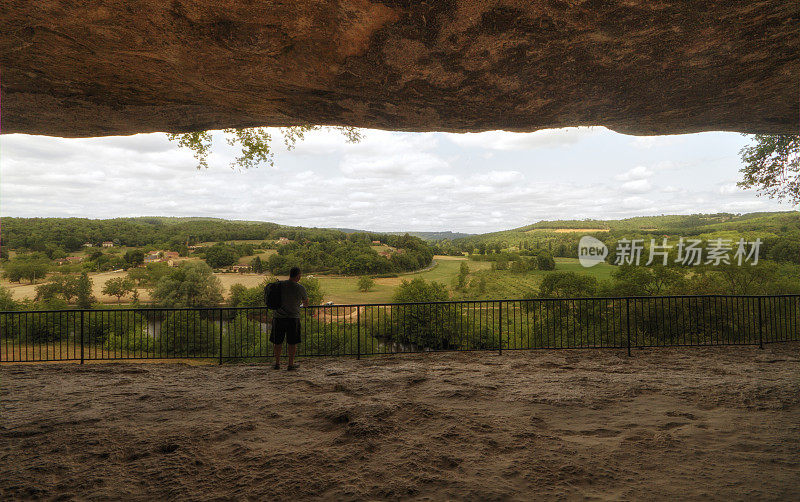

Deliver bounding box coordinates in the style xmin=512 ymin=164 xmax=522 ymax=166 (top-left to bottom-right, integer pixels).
xmin=0 ymin=217 xmax=435 ymax=276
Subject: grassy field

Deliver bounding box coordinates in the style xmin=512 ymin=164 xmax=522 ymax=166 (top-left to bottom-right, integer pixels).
xmin=453 ymin=257 xmax=616 ymax=300
xmin=553 ymin=257 xmax=615 ymax=280
xmin=310 ymin=256 xmax=492 ymax=304
xmin=236 ymin=249 xmax=276 ymax=265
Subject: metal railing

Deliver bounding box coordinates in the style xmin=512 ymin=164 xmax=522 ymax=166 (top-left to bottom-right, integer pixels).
xmin=1 ymin=295 xmax=798 ymax=363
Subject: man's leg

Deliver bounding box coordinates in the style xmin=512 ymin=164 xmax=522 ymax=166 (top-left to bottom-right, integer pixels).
xmin=287 ymin=343 xmax=297 ymax=368
xmin=273 ymin=343 xmax=282 ymax=366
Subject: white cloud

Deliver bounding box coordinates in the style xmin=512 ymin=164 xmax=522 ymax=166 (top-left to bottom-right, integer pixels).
xmin=445 ymin=127 xmax=607 ymax=151
xmin=620 ymin=179 xmax=653 ymax=193
xmin=472 ymin=170 xmax=524 ymax=186
xmin=615 ymin=165 xmax=654 ymax=181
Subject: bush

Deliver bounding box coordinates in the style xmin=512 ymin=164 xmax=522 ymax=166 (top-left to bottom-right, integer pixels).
xmin=300 ymin=277 xmax=324 ymax=305
xmin=392 ymin=278 xmax=448 ymax=303
xmin=537 ymin=272 xmax=598 ymax=298
xmin=84 ymin=310 xmax=146 ymax=345
xmin=159 ymin=311 xmax=220 ymax=357
xmin=536 ymin=252 xmax=556 ymax=271
xmin=373 ymin=305 xmax=497 ymax=351
xmin=222 ymin=313 xmax=269 ymax=359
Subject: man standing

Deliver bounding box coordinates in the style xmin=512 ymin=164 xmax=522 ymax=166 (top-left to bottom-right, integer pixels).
xmin=270 ymin=267 xmax=309 ymax=370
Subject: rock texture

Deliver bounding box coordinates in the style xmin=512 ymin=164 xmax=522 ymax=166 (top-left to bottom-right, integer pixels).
xmin=1 ymin=0 xmax=798 ymax=137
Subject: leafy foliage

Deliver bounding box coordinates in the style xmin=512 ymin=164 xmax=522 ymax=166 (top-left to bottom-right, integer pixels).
xmin=0 ymin=285 xmax=17 ymax=311
xmin=151 ymin=261 xmax=224 ymax=307
xmin=204 ymin=242 xmax=240 ymax=268
xmin=738 ymin=134 xmax=799 ymax=204
xmin=168 ymin=126 xmax=362 ymax=170
xmin=300 ymin=277 xmax=324 ymax=306
xmin=392 ymin=278 xmax=449 ymax=304
xmin=357 ymin=276 xmax=375 ymax=292
xmin=536 ymin=251 xmax=556 ymax=271
xmin=102 ymin=277 xmax=136 ymax=303
xmin=537 ymin=272 xmax=598 ymax=298
xmin=3 ymin=254 xmax=50 ymax=284
xmin=160 ymin=310 xmax=219 ymax=356
xmin=76 ymin=272 xmax=95 ymax=308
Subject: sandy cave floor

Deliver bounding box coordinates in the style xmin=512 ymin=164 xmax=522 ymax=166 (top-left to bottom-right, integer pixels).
xmin=1 ymin=344 xmax=799 ymax=500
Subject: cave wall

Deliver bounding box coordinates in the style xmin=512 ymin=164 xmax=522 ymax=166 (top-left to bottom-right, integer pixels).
xmin=1 ymin=0 xmax=798 ymax=137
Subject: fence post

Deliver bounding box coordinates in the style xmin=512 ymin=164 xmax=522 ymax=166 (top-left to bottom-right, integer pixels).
xmin=218 ymin=310 xmax=223 ymax=365
xmin=356 ymin=307 xmax=361 ymax=360
xmin=80 ymin=310 xmax=85 ymax=364
xmin=498 ymin=301 xmax=503 ymax=355
xmin=626 ymin=298 xmax=631 ymax=357
xmin=757 ymin=297 xmax=764 ymax=349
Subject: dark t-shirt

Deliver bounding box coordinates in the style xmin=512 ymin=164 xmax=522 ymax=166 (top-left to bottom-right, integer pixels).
xmin=274 ymin=280 xmax=309 ymax=318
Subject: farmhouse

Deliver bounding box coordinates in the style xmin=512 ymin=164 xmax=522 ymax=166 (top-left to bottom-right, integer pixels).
xmin=276 ymin=237 xmax=290 ymax=245
xmin=56 ymin=256 xmax=84 ymax=265
xmin=102 ymin=241 xmax=114 ymax=248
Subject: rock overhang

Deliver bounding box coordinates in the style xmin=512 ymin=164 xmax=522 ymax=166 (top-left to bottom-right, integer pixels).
xmin=1 ymin=0 xmax=798 ymax=137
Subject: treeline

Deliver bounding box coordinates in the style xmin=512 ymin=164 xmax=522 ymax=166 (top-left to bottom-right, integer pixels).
xmin=0 ymin=217 xmax=349 ymax=254
xmin=266 ymin=233 xmax=433 ymax=275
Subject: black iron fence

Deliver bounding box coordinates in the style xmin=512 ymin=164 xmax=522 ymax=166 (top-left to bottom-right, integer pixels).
xmin=1 ymin=295 xmax=798 ymax=363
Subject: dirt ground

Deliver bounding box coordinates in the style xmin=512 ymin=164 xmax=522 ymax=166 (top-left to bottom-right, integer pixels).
xmin=1 ymin=345 xmax=799 ymax=500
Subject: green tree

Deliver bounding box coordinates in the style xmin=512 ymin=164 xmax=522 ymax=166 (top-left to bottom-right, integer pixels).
xmin=127 ymin=267 xmax=151 ymax=286
xmin=493 ymin=257 xmax=509 ymax=271
xmin=455 ymin=262 xmax=470 ymax=290
xmin=35 ymin=282 xmax=62 ymax=302
xmin=251 ymin=255 xmax=264 ymax=273
xmin=124 ymin=249 xmax=145 ymax=268
xmin=145 ymin=262 xmax=172 ymax=284
xmin=537 ymin=272 xmax=598 ymax=298
xmin=606 ymin=264 xmax=687 ymax=296
xmin=300 ymin=277 xmax=324 ymax=306
xmin=0 ymin=286 xmax=17 ymax=312
xmin=160 ymin=311 xmax=219 ymax=356
xmin=3 ymin=255 xmax=50 ymax=284
xmin=477 ymin=276 xmax=487 ymax=294
xmin=0 ymin=285 xmax=17 ymax=311
xmin=536 ymin=251 xmax=556 ymax=271
xmin=700 ymin=261 xmax=785 ymax=295
xmin=33 ymin=274 xmax=80 ymax=303
xmin=204 ymin=243 xmax=239 ymax=268
xmin=738 ymin=134 xmax=799 ymax=204
xmin=357 ymin=276 xmax=375 ymax=292
xmin=229 ymin=282 xmax=267 ymax=308
xmin=76 ymin=272 xmax=95 ymax=309
xmin=151 ymin=261 xmax=224 ymax=307
xmin=102 ymin=277 xmax=136 ymax=303
xmin=168 ymin=126 xmax=362 ymax=170
xmin=769 ymin=240 xmax=799 ymax=264
xmin=393 ymin=278 xmax=449 ymax=303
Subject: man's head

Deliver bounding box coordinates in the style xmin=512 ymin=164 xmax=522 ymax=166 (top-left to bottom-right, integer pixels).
xmin=289 ymin=266 xmax=301 ymax=282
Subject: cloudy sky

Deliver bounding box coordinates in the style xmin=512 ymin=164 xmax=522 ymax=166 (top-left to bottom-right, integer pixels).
xmin=0 ymin=127 xmax=792 ymax=234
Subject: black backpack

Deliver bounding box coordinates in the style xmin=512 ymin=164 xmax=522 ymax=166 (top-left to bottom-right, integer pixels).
xmin=264 ymin=281 xmax=283 ymax=310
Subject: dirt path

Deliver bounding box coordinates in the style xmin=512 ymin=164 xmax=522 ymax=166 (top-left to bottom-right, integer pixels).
xmin=2 ymin=345 xmax=799 ymax=500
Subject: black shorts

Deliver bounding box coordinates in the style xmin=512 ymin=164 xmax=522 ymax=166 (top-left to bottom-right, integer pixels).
xmin=270 ymin=317 xmax=301 ymax=345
